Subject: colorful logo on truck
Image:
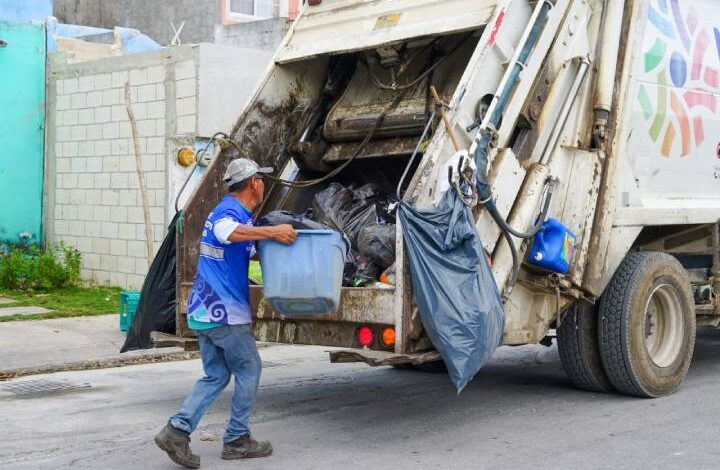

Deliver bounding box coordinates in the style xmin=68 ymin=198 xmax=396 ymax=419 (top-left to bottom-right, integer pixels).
xmin=637 ymin=0 xmax=720 ymax=158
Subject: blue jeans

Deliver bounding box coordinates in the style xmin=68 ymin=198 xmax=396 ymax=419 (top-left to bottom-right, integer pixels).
xmin=169 ymin=324 xmax=262 ymax=443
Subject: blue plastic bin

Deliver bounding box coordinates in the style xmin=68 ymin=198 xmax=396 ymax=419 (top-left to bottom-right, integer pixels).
xmin=258 ymin=230 xmax=348 ymax=315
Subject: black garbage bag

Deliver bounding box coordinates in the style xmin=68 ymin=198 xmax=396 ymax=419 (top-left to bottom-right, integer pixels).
xmin=121 ymin=213 xmax=181 ymax=352
xmin=343 ymin=250 xmax=360 ymax=286
xmin=377 ymin=195 xmax=399 ymax=224
xmin=257 ymin=210 xmax=330 ymax=230
xmin=312 ymin=183 xmax=380 ymax=247
xmin=398 ymin=191 xmax=504 ymax=392
xmin=358 ymin=224 xmax=396 ymax=270
xmin=342 ymin=251 xmax=379 ymax=287
xmin=312 ymin=183 xmax=353 ymax=230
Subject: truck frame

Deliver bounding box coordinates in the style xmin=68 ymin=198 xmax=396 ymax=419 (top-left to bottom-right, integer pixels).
xmin=176 ymin=0 xmax=720 ymax=397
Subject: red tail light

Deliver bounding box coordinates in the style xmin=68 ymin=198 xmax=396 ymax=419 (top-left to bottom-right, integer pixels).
xmin=357 ymin=326 xmax=373 ymax=347
xmin=308 ymin=0 xmax=322 ymax=5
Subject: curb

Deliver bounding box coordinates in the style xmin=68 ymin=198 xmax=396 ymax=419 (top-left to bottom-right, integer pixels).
xmin=0 ymin=350 xmax=200 ymax=381
xmin=0 ymin=342 xmax=277 ymax=381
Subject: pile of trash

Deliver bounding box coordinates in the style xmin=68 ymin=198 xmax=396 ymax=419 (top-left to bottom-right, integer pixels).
xmin=257 ymin=182 xmax=397 ymax=287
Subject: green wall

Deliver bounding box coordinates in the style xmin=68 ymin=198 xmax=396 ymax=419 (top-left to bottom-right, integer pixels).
xmin=0 ymin=21 xmax=46 ymax=245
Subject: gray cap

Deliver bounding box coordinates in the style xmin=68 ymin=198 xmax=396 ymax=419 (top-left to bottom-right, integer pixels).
xmin=223 ymin=158 xmax=273 ymax=188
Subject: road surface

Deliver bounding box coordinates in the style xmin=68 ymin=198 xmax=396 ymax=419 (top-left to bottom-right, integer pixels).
xmin=3 ymin=329 xmax=720 ymax=470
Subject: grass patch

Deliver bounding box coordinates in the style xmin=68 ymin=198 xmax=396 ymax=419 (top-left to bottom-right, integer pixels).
xmin=0 ymin=285 xmax=122 ymax=322
xmin=249 ymin=260 xmax=263 ymax=285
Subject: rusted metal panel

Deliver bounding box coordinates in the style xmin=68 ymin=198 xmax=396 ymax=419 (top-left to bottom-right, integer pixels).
xmin=321 ymin=137 xmax=418 ymax=163
xmin=276 ymin=0 xmax=497 ymax=64
xmin=475 ymin=148 xmax=526 ymax=254
xmin=251 ymin=286 xmax=395 ymax=324
xmin=253 ymin=319 xmax=392 ymax=349
xmin=175 ymin=65 xmax=321 ymax=337
xmin=328 ymin=348 xmax=441 ymax=366
xmin=583 ymin=0 xmax=638 ymax=296
xmin=558 ymin=148 xmax=603 ymax=287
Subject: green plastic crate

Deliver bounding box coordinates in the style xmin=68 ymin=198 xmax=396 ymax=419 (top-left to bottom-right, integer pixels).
xmin=119 ymin=290 xmax=141 ymax=332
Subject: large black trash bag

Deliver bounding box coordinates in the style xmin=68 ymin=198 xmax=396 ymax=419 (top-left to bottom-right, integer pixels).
xmin=312 ymin=183 xmax=353 ymax=230
xmin=257 ymin=210 xmax=330 ymax=230
xmin=358 ymin=224 xmax=396 ymax=270
xmin=398 ymin=191 xmax=504 ymax=392
xmin=312 ymin=183 xmax=380 ymax=247
xmin=121 ymin=213 xmax=181 ymax=352
xmin=343 ymin=251 xmax=379 ymax=287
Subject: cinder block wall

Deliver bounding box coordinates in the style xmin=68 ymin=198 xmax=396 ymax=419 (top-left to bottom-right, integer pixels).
xmin=45 ymin=45 xmax=272 ymax=289
xmin=46 ymin=47 xmax=201 ymax=288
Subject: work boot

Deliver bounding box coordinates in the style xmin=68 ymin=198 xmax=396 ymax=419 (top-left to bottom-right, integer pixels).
xmin=221 ymin=434 xmax=273 ymax=460
xmin=154 ymin=423 xmax=201 ymax=469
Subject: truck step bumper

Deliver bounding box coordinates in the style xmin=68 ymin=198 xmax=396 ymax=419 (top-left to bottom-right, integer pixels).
xmin=329 ymin=349 xmax=440 ymax=367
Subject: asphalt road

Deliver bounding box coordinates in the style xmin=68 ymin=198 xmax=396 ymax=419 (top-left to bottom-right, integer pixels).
xmin=3 ymin=329 xmax=720 ymax=470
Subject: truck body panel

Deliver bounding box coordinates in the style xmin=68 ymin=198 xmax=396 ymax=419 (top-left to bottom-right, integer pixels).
xmin=176 ymin=0 xmax=720 ymax=363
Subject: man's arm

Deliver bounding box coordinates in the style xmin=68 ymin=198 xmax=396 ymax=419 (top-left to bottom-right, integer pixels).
xmin=227 ymin=223 xmax=297 ymax=245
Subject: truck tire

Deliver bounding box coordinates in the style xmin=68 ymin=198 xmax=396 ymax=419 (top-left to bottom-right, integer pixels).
xmin=557 ymin=300 xmax=613 ymax=393
xmin=598 ymin=252 xmax=695 ymax=398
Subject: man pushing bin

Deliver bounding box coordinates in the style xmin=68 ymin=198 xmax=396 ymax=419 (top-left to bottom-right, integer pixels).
xmin=155 ymin=158 xmax=297 ymax=469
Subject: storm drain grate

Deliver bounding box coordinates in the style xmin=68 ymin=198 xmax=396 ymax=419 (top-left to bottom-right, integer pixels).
xmin=2 ymin=379 xmax=91 ymax=397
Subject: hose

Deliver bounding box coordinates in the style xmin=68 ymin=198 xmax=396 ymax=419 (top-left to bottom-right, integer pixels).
xmin=483 ymin=177 xmax=555 ymax=299
xmin=485 ymin=178 xmax=555 ymax=239
xmin=499 ymin=222 xmax=519 ymax=301
xmin=365 ymin=32 xmax=475 ymax=92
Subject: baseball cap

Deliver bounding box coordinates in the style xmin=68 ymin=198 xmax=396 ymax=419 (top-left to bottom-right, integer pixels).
xmin=223 ymin=158 xmax=273 ymax=188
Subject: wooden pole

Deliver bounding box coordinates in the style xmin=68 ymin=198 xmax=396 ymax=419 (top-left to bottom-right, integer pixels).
xmin=430 ymin=85 xmax=461 ymax=152
xmin=124 ymin=82 xmax=154 ymax=268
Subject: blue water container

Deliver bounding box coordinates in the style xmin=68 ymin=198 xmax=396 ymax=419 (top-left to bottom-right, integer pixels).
xmin=258 ymin=230 xmax=348 ymax=316
xmin=527 ymin=218 xmax=576 ymax=274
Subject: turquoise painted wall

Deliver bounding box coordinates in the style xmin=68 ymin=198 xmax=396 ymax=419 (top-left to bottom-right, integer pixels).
xmin=0 ymin=21 xmax=46 ymax=245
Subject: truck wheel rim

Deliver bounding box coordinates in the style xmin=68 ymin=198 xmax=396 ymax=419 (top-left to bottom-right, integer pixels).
xmin=643 ymin=284 xmax=684 ymax=368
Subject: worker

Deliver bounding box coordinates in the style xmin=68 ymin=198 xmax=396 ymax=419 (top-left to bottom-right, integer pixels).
xmin=154 ymin=158 xmax=297 ymax=469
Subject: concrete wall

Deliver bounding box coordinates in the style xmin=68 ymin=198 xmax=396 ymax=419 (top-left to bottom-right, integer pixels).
xmin=46 ymin=44 xmax=271 ymax=288
xmin=53 ymin=0 xmax=220 ymax=45
xmin=214 ymin=17 xmax=290 ymax=51
xmin=53 ymin=0 xmax=291 ymax=51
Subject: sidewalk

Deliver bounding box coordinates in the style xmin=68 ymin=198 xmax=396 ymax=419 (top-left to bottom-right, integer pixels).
xmin=0 ymin=314 xmax=193 ymax=379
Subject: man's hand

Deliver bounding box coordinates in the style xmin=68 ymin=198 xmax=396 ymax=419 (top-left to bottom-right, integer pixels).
xmin=271 ymin=224 xmax=297 ymax=245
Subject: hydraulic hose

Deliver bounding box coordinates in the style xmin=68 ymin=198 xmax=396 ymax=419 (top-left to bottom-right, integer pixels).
xmin=499 ymin=222 xmax=519 ymax=301
xmin=486 ymin=177 xmax=555 ymax=239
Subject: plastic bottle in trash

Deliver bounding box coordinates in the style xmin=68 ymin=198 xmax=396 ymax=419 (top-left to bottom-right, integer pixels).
xmin=379 ymin=263 xmax=396 ymax=285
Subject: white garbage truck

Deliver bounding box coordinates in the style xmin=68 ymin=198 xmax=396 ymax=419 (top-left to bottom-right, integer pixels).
xmin=176 ymin=0 xmax=720 ymax=397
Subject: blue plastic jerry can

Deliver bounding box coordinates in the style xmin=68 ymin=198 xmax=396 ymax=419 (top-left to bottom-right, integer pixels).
xmin=528 ymin=218 xmax=576 ymax=274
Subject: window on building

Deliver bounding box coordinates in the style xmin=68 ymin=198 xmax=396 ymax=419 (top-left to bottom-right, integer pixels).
xmin=225 ymin=0 xmax=276 ymax=21
xmin=230 ymin=0 xmax=255 ymax=16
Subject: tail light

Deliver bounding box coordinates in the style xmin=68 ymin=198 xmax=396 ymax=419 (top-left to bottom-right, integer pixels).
xmin=357 ymin=326 xmax=373 ymax=347
xmin=382 ymin=327 xmax=396 ymax=347
xmin=308 ymin=0 xmax=322 ymax=5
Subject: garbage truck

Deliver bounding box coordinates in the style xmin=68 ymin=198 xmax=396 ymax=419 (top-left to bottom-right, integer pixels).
xmin=175 ymin=0 xmax=720 ymax=398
